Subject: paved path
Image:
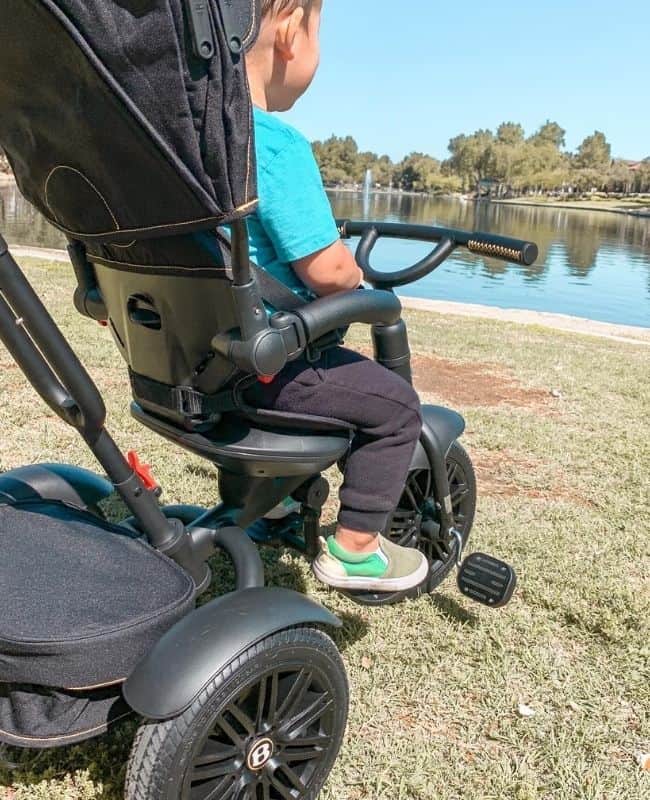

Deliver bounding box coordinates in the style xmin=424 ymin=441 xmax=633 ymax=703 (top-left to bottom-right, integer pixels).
xmin=493 ymin=198 xmax=650 ymax=218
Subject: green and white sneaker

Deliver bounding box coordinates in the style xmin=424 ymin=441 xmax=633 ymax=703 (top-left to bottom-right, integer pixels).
xmin=312 ymin=535 xmax=429 ymax=592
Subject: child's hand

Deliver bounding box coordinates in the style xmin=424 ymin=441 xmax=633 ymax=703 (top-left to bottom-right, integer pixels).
xmin=292 ymin=240 xmax=364 ymax=296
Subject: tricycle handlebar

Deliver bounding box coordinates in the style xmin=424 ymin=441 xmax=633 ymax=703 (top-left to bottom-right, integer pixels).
xmin=336 ymin=219 xmax=539 ymax=290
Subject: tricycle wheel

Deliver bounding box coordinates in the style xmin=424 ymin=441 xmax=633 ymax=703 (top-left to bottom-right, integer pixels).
xmin=345 ymin=440 xmax=476 ymax=606
xmin=388 ymin=439 xmax=476 ymax=593
xmin=125 ymin=626 xmax=348 ymax=800
xmin=421 ymin=440 xmax=476 ymax=592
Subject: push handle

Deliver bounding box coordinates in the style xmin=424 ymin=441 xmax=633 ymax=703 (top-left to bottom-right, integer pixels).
xmin=0 ymin=235 xmax=106 ymax=435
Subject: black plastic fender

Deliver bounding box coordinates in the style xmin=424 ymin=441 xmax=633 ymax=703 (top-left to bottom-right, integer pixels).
xmin=0 ymin=463 xmax=113 ymax=509
xmin=123 ymin=587 xmax=342 ymax=720
xmin=410 ymin=405 xmax=466 ymax=471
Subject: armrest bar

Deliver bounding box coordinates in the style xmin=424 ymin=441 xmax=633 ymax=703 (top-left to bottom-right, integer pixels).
xmin=294 ymin=289 xmax=402 ymax=343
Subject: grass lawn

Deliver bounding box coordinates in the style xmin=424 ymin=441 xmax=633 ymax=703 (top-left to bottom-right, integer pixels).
xmin=1 ymin=258 xmax=648 ymax=800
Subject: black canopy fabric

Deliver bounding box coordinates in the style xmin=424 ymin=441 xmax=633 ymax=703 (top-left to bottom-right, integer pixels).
xmin=0 ymin=0 xmax=261 ymax=243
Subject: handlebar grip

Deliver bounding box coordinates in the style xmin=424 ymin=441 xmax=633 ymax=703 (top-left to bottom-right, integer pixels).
xmin=466 ymin=233 xmax=538 ymax=267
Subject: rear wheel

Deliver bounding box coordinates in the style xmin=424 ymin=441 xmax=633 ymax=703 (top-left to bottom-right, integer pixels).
xmin=125 ymin=626 xmax=348 ymax=800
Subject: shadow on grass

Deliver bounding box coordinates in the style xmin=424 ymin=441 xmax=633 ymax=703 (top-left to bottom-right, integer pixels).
xmin=429 ymin=592 xmax=480 ymax=626
xmin=260 ymin=537 xmax=371 ymax=652
xmin=330 ymin=610 xmax=371 ymax=653
xmin=0 ymin=719 xmax=136 ymax=799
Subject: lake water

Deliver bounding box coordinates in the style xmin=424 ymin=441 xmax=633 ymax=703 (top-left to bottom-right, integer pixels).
xmin=1 ymin=182 xmax=649 ymax=327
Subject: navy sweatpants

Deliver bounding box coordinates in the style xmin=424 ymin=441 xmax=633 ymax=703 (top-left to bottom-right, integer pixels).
xmin=250 ymin=347 xmax=422 ymax=533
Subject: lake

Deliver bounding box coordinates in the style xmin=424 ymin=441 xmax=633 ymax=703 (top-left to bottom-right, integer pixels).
xmin=1 ymin=181 xmax=648 ymax=327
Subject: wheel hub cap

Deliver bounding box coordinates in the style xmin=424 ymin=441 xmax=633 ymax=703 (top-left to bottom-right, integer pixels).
xmin=246 ymin=737 xmax=274 ymax=771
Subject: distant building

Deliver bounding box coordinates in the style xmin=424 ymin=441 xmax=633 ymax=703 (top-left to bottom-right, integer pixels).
xmin=623 ymin=160 xmax=646 ymax=172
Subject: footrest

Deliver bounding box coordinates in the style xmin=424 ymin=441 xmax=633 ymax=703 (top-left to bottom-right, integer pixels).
xmin=457 ymin=552 xmax=516 ymax=608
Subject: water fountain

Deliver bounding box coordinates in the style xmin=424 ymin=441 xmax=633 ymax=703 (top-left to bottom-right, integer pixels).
xmin=362 ymin=168 xmax=373 ymax=217
xmin=363 ymin=168 xmax=373 ymax=197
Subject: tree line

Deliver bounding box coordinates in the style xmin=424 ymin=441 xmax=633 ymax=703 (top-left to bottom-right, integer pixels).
xmin=312 ymin=122 xmax=650 ymax=197
xmin=3 ymin=125 xmax=649 ymax=197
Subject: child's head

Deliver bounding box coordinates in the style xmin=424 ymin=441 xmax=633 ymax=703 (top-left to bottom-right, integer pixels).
xmin=246 ymin=0 xmax=322 ymax=112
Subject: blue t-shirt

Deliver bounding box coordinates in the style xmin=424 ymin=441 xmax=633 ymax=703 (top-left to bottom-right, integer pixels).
xmin=248 ymin=107 xmax=339 ymax=302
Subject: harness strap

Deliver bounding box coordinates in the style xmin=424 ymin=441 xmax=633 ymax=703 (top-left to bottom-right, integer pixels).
xmin=129 ymin=370 xmax=239 ymax=422
xmin=250 ymin=264 xmax=309 ymax=311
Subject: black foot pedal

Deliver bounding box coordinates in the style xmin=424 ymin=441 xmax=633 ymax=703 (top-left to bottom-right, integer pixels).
xmin=457 ymin=553 xmax=516 ymax=608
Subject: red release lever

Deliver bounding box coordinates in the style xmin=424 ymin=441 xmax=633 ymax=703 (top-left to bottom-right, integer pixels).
xmin=127 ymin=451 xmax=158 ymax=491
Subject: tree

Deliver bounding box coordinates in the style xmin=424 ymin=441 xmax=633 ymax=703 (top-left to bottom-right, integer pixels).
xmin=373 ymin=155 xmax=394 ymax=187
xmin=310 ymin=121 xmax=639 ymax=198
xmin=497 ymin=122 xmax=525 ymax=146
xmin=605 ymin=160 xmax=635 ymax=193
xmin=393 ymin=152 xmax=441 ymax=192
xmin=575 ymin=131 xmax=611 ymax=170
xmin=312 ymin=135 xmax=360 ymax=185
xmin=634 ymin=159 xmax=650 ymax=193
xmin=447 ymin=129 xmax=497 ymax=193
xmin=531 ymin=120 xmax=566 ymax=149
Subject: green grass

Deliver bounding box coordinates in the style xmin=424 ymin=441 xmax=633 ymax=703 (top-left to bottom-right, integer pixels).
xmin=1 ymin=259 xmax=649 ymax=800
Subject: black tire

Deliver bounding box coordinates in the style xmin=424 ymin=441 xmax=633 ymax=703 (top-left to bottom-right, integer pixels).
xmin=125 ymin=626 xmax=348 ymax=800
xmin=346 ymin=440 xmax=477 ymax=606
xmin=423 ymin=440 xmax=476 ymax=593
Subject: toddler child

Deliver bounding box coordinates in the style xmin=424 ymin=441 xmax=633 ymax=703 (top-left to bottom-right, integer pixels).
xmin=245 ymin=0 xmax=428 ymax=592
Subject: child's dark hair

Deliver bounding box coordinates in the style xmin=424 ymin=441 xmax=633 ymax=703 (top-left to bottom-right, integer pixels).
xmin=260 ymin=0 xmax=316 ymax=19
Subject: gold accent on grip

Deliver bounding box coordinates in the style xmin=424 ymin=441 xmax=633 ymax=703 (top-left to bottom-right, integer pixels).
xmin=468 ymin=240 xmax=522 ymax=263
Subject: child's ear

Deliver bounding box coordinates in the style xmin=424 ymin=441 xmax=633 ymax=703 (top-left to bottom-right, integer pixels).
xmin=275 ymin=6 xmax=305 ymax=62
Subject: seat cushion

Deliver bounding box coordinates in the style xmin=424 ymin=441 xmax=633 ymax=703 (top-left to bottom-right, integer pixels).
xmin=132 ymin=403 xmax=351 ymax=478
xmin=0 ymin=500 xmax=195 ymax=689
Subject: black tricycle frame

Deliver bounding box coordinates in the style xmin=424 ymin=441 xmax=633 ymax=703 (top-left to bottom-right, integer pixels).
xmin=0 ymin=217 xmax=537 ymax=596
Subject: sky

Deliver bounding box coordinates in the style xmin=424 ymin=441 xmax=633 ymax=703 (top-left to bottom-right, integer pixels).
xmin=284 ymin=0 xmax=650 ymax=162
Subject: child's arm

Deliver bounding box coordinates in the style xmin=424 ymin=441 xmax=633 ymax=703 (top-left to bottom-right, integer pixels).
xmin=293 ymin=241 xmax=364 ymax=296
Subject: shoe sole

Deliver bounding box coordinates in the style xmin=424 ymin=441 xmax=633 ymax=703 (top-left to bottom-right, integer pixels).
xmin=312 ymin=554 xmax=430 ymax=592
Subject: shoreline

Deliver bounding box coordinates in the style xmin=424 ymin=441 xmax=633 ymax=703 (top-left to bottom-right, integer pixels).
xmin=492 ymin=197 xmax=650 ymax=219
xmin=398 ymin=295 xmax=649 ymax=346
xmin=10 ymin=244 xmax=649 ymax=346
xmin=4 ymin=172 xmax=649 ymax=217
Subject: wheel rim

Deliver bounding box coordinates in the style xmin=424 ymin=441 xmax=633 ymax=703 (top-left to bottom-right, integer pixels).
xmin=386 ymin=452 xmax=474 ymax=576
xmin=185 ymin=666 xmax=336 ymax=800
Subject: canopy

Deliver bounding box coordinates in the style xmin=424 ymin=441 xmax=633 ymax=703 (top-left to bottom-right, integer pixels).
xmin=0 ymin=1 xmax=261 ymax=244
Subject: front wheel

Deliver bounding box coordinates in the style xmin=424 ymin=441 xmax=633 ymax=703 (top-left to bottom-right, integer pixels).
xmin=125 ymin=626 xmax=349 ymax=800
xmin=421 ymin=440 xmax=477 ymax=592
xmin=347 ymin=440 xmax=477 ymax=606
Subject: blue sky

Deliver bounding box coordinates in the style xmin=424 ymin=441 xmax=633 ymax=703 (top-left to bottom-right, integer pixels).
xmin=284 ymin=0 xmax=650 ymax=161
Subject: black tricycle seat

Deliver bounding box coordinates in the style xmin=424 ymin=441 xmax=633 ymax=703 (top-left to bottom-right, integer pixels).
xmin=132 ymin=403 xmax=352 ymax=478
xmin=0 ymin=499 xmax=195 ymax=748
